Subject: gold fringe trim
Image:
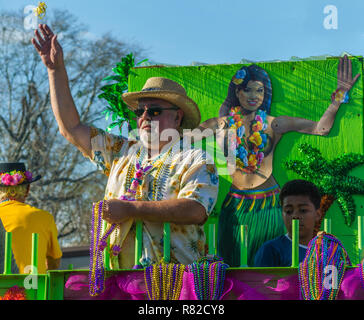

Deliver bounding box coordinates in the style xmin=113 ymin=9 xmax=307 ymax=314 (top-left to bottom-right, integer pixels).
xmin=248 ymin=196 xmax=256 ymax=212
xmin=236 ymin=196 xmax=245 ymax=211
xmin=261 ymin=194 xmax=267 ymax=210
xmin=272 ymin=192 xmax=276 ymax=207
xmin=224 ymin=195 xmax=233 ymax=208
xmin=228 ymin=189 xmax=279 ymax=212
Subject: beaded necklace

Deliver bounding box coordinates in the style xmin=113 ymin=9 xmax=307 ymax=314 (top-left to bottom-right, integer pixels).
xmin=107 ymin=146 xmax=173 ymax=263
xmin=228 ymin=107 xmax=268 ymax=173
xmin=188 ymin=255 xmax=229 ymax=300
xmin=125 ymin=144 xmax=174 ymax=201
xmin=89 ymin=161 xmax=154 ymax=296
xmin=104 ymin=143 xmax=174 ymax=250
xmin=89 ymin=143 xmax=175 ymax=296
xmin=144 ymin=259 xmax=186 ymax=300
xmin=298 ymin=232 xmax=351 ymax=300
xmin=89 ymin=200 xmax=105 ymax=296
xmin=360 ymin=262 xmax=364 ymax=290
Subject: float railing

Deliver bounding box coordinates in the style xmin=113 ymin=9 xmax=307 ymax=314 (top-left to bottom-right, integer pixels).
xmin=1 ymin=232 xmax=47 ymax=300
xmin=3 ymin=232 xmax=12 ymax=275
xmin=2 ymin=217 xmax=364 ymax=300
xmin=31 ymin=233 xmax=38 ymax=274
xmin=109 ymin=215 xmax=364 ymax=271
xmin=163 ymin=223 xmax=171 ymax=263
xmin=4 ymin=232 xmax=40 ymax=272
xmin=128 ymin=216 xmax=364 ymax=270
xmin=359 ymin=216 xmax=364 ymax=262
xmin=324 ymin=218 xmax=332 ymax=234
xmin=240 ymin=225 xmax=248 ymax=267
xmin=133 ymin=221 xmax=219 ymax=265
xmin=208 ymin=223 xmax=216 ymax=255
xmin=103 ymin=221 xmax=110 ymax=270
xmin=135 ymin=220 xmax=143 ymax=266
xmin=291 ymin=219 xmax=299 ymax=268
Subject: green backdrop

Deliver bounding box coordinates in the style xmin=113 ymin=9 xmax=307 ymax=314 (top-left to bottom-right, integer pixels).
xmin=128 ymin=57 xmax=364 ymax=264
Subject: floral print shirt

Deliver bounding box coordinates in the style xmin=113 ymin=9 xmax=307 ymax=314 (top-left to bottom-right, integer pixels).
xmin=87 ymin=127 xmax=219 ymax=269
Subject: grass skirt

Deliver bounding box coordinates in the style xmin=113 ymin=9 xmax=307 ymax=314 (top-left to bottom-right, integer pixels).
xmin=217 ymin=185 xmax=285 ymax=267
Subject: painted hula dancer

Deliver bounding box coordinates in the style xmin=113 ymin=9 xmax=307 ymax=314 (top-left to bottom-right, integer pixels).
xmin=197 ymin=56 xmax=359 ymax=266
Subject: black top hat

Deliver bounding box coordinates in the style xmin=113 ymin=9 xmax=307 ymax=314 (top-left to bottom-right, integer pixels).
xmin=0 ymin=163 xmax=41 ymax=186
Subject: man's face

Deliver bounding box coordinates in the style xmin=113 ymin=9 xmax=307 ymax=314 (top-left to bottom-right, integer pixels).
xmin=136 ymin=98 xmax=184 ymax=151
xmin=282 ymin=195 xmax=321 ymax=241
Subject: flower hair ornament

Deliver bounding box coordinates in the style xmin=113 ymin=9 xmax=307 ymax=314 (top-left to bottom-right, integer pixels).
xmin=232 ymin=69 xmax=246 ymax=85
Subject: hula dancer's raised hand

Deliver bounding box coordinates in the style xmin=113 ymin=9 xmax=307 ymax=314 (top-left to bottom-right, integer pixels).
xmin=337 ymin=55 xmax=360 ymax=92
xmin=31 ymin=24 xmax=64 ymax=70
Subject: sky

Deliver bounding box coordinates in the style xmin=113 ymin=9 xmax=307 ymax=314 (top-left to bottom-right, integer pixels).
xmin=1 ymin=0 xmax=364 ymax=65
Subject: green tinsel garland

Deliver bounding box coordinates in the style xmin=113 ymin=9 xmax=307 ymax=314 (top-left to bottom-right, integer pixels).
xmin=98 ymin=53 xmax=148 ymax=134
xmin=284 ymin=143 xmax=364 ymax=226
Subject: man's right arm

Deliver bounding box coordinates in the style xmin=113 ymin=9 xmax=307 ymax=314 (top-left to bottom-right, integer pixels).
xmin=47 ymin=68 xmax=92 ymax=157
xmin=32 ymin=24 xmax=92 ymax=158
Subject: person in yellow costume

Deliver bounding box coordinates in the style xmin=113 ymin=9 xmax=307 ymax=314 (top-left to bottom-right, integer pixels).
xmin=0 ymin=163 xmax=62 ymax=273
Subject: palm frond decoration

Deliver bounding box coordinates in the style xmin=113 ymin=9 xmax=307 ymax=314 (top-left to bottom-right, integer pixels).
xmin=98 ymin=53 xmax=148 ymax=134
xmin=284 ymin=143 xmax=364 ymax=227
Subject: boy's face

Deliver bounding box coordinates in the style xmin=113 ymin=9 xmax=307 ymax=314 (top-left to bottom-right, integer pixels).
xmin=282 ymin=195 xmax=321 ymax=243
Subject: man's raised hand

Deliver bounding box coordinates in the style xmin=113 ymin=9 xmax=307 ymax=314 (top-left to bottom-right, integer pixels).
xmin=32 ymin=24 xmax=64 ymax=70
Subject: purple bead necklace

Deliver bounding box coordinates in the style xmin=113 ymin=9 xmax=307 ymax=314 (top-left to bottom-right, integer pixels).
xmin=188 ymin=255 xmax=229 ymax=300
xmin=89 ymin=160 xmax=152 ymax=296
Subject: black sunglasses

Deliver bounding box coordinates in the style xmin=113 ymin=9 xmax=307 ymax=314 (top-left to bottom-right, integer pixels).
xmin=134 ymin=106 xmax=179 ymax=118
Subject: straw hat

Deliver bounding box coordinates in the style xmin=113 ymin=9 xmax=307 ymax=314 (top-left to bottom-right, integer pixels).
xmin=122 ymin=77 xmax=201 ymax=130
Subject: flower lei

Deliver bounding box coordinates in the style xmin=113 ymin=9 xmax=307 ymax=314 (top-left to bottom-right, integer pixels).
xmin=0 ymin=170 xmax=33 ymax=186
xmin=228 ymin=107 xmax=268 ymax=173
xmin=144 ymin=259 xmax=186 ymax=300
xmin=0 ymin=286 xmax=27 ymax=300
xmin=188 ymin=255 xmax=229 ymax=300
xmin=298 ymin=232 xmax=351 ymax=300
